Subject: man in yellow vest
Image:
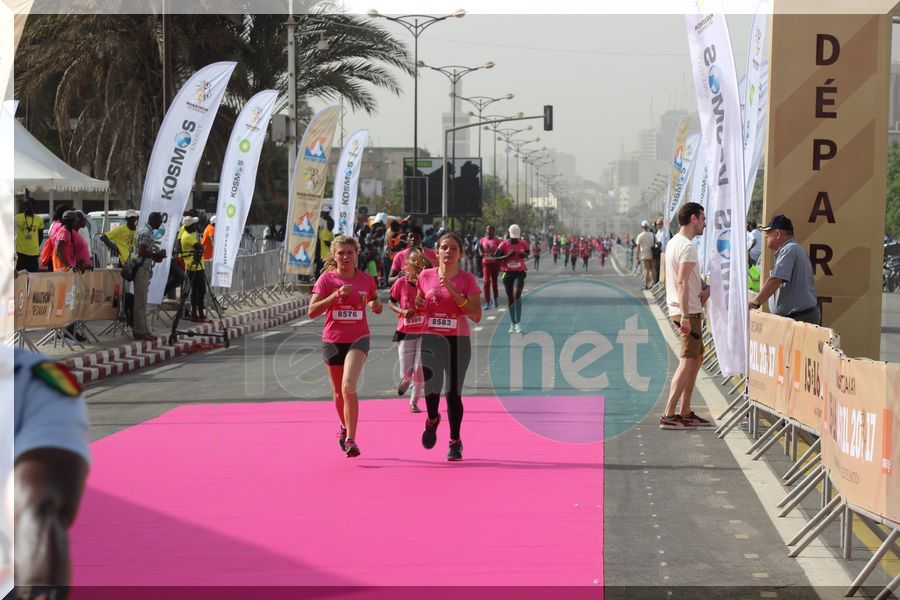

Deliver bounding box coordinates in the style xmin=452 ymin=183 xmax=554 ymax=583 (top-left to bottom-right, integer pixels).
xmin=179 ymin=216 xmax=209 ymax=323
xmin=15 ymin=193 xmax=44 ymax=272
xmin=100 ymin=209 xmax=139 ymax=266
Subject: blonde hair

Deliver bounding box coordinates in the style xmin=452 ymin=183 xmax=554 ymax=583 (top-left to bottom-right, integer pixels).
xmin=322 ymin=235 xmax=360 ymax=273
xmin=405 ymin=249 xmax=433 ymax=280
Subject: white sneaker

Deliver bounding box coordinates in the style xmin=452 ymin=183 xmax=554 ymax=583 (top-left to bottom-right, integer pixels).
xmin=410 ymin=398 xmax=422 ymax=413
xmin=509 ymin=324 xmax=516 ymax=334
xmin=514 ymin=323 xmax=522 ymax=333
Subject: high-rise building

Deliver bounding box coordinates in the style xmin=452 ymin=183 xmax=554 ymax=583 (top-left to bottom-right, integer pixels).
xmin=656 ymin=109 xmax=691 ymax=161
xmin=441 ymin=80 xmax=472 ymax=159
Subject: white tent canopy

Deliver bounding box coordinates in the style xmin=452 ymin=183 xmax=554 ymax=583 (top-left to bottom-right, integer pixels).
xmin=14 ymin=117 xmax=109 ymax=193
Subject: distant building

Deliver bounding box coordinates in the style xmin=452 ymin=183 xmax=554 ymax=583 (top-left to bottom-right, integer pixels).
xmin=326 ymin=145 xmax=431 ymax=208
xmin=890 ymin=61 xmax=900 ymax=145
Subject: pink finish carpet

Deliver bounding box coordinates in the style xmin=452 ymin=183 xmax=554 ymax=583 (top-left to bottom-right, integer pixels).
xmin=70 ymin=397 xmax=603 ymax=590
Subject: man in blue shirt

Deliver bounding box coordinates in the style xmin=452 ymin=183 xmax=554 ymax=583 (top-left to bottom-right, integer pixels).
xmin=748 ymin=214 xmax=820 ymax=325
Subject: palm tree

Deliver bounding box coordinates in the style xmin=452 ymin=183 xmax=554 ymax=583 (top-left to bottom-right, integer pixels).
xmin=15 ymin=6 xmax=413 ymax=211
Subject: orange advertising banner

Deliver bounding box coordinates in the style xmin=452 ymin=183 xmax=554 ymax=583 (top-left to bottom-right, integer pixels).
xmin=15 ymin=270 xmax=123 ymax=330
xmin=885 ymin=363 xmax=899 ymax=524
xmin=77 ymin=270 xmax=122 ymax=322
xmin=748 ymin=310 xmax=794 ymax=414
xmin=12 ymin=272 xmax=28 ymax=332
xmin=786 ymin=322 xmax=837 ymax=433
xmin=821 ymin=344 xmax=888 ymax=518
xmin=22 ymin=272 xmax=76 ymax=329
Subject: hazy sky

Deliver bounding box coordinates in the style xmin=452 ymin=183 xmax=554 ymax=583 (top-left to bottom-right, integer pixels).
xmin=312 ymin=13 xmax=755 ymax=180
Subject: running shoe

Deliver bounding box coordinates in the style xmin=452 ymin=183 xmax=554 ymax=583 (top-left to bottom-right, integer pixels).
xmin=482 ymin=301 xmax=491 ymax=310
xmin=446 ymin=439 xmax=463 ymax=461
xmin=683 ymin=411 xmax=713 ymax=427
xmin=422 ymin=414 xmax=441 ymax=449
xmin=410 ymin=398 xmax=422 ymax=413
xmin=493 ymin=297 xmax=499 ymax=308
xmin=514 ymin=323 xmax=522 ymax=333
xmin=509 ymin=324 xmax=517 ymax=334
xmin=338 ymin=425 xmax=348 ymax=451
xmin=658 ymin=415 xmax=697 ymax=430
xmin=344 ymin=438 xmax=361 ymax=457
xmin=398 ymin=376 xmax=411 ymax=396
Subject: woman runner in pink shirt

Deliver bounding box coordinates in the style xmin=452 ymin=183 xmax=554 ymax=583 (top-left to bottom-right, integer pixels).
xmin=308 ymin=236 xmax=383 ymax=457
xmin=496 ymin=224 xmax=530 ymax=333
xmin=389 ymin=249 xmax=432 ymax=413
xmin=414 ymin=232 xmax=482 ymax=461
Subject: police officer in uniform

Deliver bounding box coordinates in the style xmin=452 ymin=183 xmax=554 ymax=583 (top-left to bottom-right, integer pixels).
xmin=8 ymin=349 xmax=90 ymax=599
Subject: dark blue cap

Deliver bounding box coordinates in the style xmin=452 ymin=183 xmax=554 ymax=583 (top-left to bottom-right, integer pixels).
xmin=760 ymin=214 xmax=793 ymax=233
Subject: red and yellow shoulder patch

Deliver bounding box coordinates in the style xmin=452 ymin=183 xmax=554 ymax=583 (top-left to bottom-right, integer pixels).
xmin=32 ymin=361 xmax=81 ymax=397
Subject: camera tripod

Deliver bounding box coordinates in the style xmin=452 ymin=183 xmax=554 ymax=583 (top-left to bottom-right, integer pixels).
xmin=168 ymin=248 xmax=230 ymax=348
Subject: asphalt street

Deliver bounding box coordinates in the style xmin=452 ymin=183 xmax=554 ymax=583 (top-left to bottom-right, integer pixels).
xmin=80 ymin=254 xmax=895 ymax=595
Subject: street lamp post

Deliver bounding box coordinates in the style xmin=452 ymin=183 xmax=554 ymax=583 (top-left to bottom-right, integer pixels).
xmin=367 ymin=9 xmax=466 ymax=185
xmin=481 ymin=113 xmax=523 ymax=206
xmin=456 ymin=93 xmax=514 ymax=156
xmin=488 ymin=124 xmax=533 ymax=202
xmin=285 ymin=18 xmax=329 ymax=194
xmin=418 ymin=60 xmax=494 ymax=219
xmin=520 ymin=148 xmax=546 ymax=206
xmin=509 ymin=138 xmax=541 ymax=206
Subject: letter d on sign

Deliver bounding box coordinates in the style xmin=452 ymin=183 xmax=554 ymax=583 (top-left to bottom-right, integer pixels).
xmin=816 ymin=33 xmax=840 ymax=66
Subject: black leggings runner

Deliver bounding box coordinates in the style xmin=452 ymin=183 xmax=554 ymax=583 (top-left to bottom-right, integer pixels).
xmin=420 ymin=334 xmax=472 ymax=440
xmin=503 ymin=271 xmax=526 ymax=324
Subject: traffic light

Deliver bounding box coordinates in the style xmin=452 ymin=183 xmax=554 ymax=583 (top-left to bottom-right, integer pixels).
xmin=543 ymin=105 xmax=553 ymax=131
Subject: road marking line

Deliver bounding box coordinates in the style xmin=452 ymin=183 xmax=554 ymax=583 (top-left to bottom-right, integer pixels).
xmin=208 ymin=344 xmax=239 ymax=355
xmin=254 ymin=331 xmax=282 ymax=339
xmin=83 ymin=385 xmax=111 ymax=398
xmin=474 ymin=326 xmax=483 ymax=331
xmin=144 ymin=363 xmax=182 ymax=376
xmin=290 ymin=319 xmax=314 ymax=327
xmin=487 ymin=316 xmax=496 ymax=321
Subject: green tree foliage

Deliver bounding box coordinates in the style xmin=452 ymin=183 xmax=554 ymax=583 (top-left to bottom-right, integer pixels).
xmin=372 ymin=179 xmax=403 ymax=216
xmin=886 ymin=141 xmax=900 ymax=238
xmin=748 ymin=173 xmax=764 ymax=225
xmin=15 ymin=8 xmax=412 ymax=204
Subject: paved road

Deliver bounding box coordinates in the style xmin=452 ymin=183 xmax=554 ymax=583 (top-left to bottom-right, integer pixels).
xmin=83 ymin=255 xmax=844 ymax=594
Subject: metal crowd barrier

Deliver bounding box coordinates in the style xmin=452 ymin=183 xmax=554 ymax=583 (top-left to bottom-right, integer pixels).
xmin=209 ymin=249 xmax=288 ymax=310
xmin=617 ymin=250 xmax=900 ymax=600
xmin=10 ymin=250 xmax=297 ymax=353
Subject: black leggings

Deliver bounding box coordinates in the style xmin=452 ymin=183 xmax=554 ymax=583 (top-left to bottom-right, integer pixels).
xmin=502 ymin=271 xmax=526 ymax=324
xmin=189 ymin=269 xmax=206 ymax=316
xmin=420 ymin=335 xmax=472 ymax=440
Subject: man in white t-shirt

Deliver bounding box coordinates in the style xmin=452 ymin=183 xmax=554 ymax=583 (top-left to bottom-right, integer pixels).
xmin=661 ymin=202 xmax=713 ymax=430
xmin=635 ymin=220 xmax=656 ymax=289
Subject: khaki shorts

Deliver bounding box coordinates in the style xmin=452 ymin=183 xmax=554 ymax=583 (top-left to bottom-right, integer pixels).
xmin=672 ymin=314 xmax=704 ymax=359
xmin=641 ymin=258 xmax=653 ymax=272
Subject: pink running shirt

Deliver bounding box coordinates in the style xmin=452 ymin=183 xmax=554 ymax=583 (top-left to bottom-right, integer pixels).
xmin=390 ymin=275 xmax=425 ymax=335
xmin=416 ymin=267 xmax=481 ymax=337
xmin=498 ymin=239 xmax=529 ymax=272
xmin=390 ymin=246 xmax=438 ymax=274
xmin=312 ymin=269 xmax=378 ymax=343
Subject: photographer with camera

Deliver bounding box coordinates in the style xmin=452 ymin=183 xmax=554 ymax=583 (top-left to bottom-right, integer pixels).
xmin=133 ymin=212 xmax=167 ymax=341
xmin=179 ymin=216 xmax=209 ymax=323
